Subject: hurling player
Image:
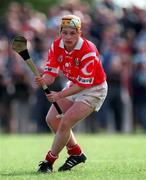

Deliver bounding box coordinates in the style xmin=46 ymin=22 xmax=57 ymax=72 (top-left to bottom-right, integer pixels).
xmin=35 ymin=14 xmax=108 ymax=173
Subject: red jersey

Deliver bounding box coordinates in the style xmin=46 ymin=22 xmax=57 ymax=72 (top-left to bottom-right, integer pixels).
xmin=44 ymin=37 xmax=106 ymax=87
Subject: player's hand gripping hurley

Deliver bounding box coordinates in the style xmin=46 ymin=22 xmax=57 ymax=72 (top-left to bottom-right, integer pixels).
xmin=12 ymin=35 xmax=63 ymax=118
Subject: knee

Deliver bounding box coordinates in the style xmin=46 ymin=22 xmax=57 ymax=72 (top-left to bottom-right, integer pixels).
xmin=58 ymin=121 xmax=70 ymax=133
xmin=45 ymin=115 xmax=53 ymax=128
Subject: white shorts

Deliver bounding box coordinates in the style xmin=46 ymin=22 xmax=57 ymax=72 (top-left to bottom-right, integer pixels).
xmin=66 ymin=81 xmax=108 ymax=112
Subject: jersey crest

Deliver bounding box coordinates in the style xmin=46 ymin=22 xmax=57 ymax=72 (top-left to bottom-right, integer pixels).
xmin=74 ymin=58 xmax=80 ymax=66
xmin=57 ymin=55 xmax=63 ymax=62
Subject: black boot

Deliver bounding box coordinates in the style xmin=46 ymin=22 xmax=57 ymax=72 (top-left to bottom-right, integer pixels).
xmin=58 ymin=153 xmax=87 ymax=171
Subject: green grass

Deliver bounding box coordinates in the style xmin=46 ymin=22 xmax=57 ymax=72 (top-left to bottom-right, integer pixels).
xmin=0 ymin=134 xmax=146 ymax=180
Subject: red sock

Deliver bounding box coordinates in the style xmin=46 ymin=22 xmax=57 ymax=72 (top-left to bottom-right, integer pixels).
xmin=45 ymin=151 xmax=58 ymax=164
xmin=66 ymin=144 xmax=82 ymax=156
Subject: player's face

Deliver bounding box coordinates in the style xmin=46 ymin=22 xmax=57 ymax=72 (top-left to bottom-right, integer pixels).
xmin=60 ymin=27 xmax=81 ymax=51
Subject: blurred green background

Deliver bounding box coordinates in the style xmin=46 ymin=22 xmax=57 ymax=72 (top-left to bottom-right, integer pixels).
xmin=0 ymin=0 xmax=94 ymax=15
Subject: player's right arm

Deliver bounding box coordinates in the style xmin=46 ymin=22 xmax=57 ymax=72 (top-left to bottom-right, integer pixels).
xmin=35 ymin=74 xmax=55 ymax=87
xmin=35 ymin=42 xmax=59 ymax=87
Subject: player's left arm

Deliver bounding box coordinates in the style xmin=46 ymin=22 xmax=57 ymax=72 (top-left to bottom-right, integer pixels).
xmin=59 ymin=84 xmax=85 ymax=98
xmin=46 ymin=83 xmax=85 ymax=102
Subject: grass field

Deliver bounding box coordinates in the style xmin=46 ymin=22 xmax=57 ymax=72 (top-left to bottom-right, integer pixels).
xmin=0 ymin=133 xmax=146 ymax=180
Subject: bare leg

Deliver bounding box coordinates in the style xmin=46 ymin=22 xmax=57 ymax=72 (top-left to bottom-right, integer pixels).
xmin=50 ymin=101 xmax=94 ymax=156
xmin=37 ymin=101 xmax=93 ymax=173
xmin=46 ymin=98 xmax=78 ymax=147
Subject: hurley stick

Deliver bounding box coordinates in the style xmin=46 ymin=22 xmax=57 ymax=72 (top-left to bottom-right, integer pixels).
xmin=12 ymin=35 xmax=63 ymax=117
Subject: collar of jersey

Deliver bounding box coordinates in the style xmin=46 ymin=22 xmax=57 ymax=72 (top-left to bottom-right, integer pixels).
xmin=59 ymin=37 xmax=84 ymax=50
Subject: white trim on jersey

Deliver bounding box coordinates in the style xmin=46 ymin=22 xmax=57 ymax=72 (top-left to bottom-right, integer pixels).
xmin=59 ymin=39 xmax=64 ymax=49
xmin=59 ymin=37 xmax=84 ymax=50
xmin=74 ymin=37 xmax=84 ymax=50
xmin=51 ymin=43 xmax=54 ymax=52
xmin=81 ymin=60 xmax=94 ymax=76
xmin=81 ymin=52 xmax=97 ymax=62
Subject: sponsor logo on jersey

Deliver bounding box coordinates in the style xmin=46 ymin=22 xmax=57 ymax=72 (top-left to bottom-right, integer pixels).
xmin=77 ymin=76 xmax=93 ymax=84
xmin=44 ymin=66 xmax=59 ymax=73
xmin=44 ymin=66 xmax=52 ymax=71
